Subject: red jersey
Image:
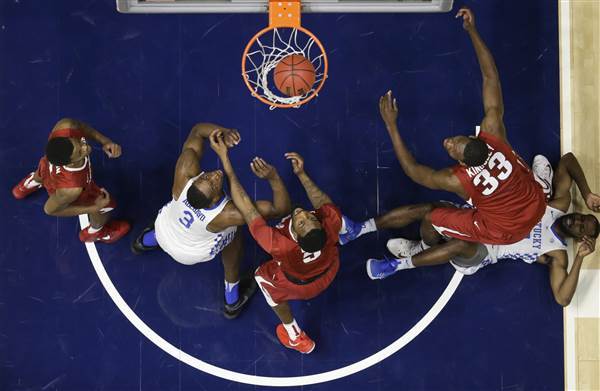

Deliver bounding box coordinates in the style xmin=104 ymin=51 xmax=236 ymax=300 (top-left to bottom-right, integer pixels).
xmin=249 ymin=203 xmax=342 ymax=280
xmin=452 ymin=130 xmax=545 ymax=239
xmin=35 ymin=128 xmax=101 ymax=206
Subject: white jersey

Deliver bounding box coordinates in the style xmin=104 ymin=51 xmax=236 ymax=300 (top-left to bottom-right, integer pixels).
xmin=452 ymin=206 xmax=567 ymax=275
xmin=154 ymin=174 xmax=237 ymax=265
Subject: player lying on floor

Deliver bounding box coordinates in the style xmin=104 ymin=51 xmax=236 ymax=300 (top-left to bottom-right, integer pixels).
xmin=131 ymin=124 xmax=291 ymax=319
xmin=210 ymin=131 xmax=343 ymax=354
xmin=342 ymin=152 xmax=600 ymax=307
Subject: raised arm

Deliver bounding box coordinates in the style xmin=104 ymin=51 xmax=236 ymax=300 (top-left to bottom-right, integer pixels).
xmin=549 ymin=152 xmax=600 ymax=213
xmin=547 ymin=237 xmax=596 ymax=306
xmin=216 ymin=157 xmax=292 ymax=227
xmin=211 ymin=131 xmax=291 ymax=258
xmin=53 ymin=118 xmax=123 ymax=159
xmin=210 ymin=131 xmax=260 ymax=224
xmin=251 ymin=157 xmax=292 ymax=219
xmin=379 ymin=91 xmax=465 ymax=196
xmin=285 ymin=152 xmax=333 ymax=209
xmin=172 ymin=122 xmax=240 ymax=197
xmin=457 ymin=7 xmax=507 ymax=141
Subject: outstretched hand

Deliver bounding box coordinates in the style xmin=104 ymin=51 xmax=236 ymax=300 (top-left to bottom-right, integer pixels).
xmin=577 ymin=236 xmax=596 ymax=258
xmin=103 ymin=142 xmax=122 ymax=158
xmin=456 ymin=7 xmax=475 ymax=31
xmin=379 ymin=90 xmax=398 ymax=127
xmin=222 ymin=128 xmax=241 ymax=148
xmin=285 ymin=152 xmax=305 ymax=175
xmin=585 ymin=192 xmax=600 ymax=213
xmin=250 ymin=157 xmax=278 ymax=180
xmin=209 ymin=129 xmax=229 ymax=159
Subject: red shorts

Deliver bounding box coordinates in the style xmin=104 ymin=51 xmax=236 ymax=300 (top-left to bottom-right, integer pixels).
xmin=429 ymin=206 xmax=529 ymax=245
xmin=254 ymin=258 xmax=339 ymax=306
xmin=69 ymin=181 xmax=116 ymax=213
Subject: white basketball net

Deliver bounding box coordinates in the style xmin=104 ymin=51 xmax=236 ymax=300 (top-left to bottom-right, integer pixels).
xmin=243 ymin=27 xmax=326 ymax=108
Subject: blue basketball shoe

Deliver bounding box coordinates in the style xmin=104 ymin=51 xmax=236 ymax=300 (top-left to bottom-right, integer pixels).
xmin=366 ymin=257 xmax=400 ymax=280
xmin=339 ymin=215 xmax=367 ymax=245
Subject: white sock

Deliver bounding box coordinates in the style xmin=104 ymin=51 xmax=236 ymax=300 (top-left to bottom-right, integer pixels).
xmin=394 ymin=257 xmax=415 ymax=271
xmin=24 ymin=173 xmax=41 ymax=189
xmin=360 ymin=218 xmax=377 ymax=235
xmin=87 ymin=225 xmax=103 ymax=234
xmin=420 ymin=240 xmax=430 ymax=251
xmin=224 ymin=279 xmax=239 ymax=292
xmin=339 ymin=216 xmax=349 ymax=234
xmin=283 ymin=319 xmax=301 ymax=340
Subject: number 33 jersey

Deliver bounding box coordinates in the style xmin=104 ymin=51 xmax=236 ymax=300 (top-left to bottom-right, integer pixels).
xmin=452 ymin=130 xmax=546 ymax=240
xmin=154 ymin=173 xmax=236 ymax=265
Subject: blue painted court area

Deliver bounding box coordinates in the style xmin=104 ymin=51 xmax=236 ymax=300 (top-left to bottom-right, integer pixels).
xmin=0 ymin=0 xmax=561 ymax=390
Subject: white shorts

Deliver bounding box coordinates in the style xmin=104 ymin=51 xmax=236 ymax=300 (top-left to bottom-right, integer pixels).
xmin=155 ymin=220 xmax=237 ymax=266
xmin=450 ymin=244 xmax=498 ymax=275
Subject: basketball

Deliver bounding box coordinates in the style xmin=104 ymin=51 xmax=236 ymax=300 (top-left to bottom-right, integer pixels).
xmin=273 ymin=54 xmax=316 ymax=97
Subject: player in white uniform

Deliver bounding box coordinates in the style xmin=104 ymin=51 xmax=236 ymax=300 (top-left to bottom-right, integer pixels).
xmin=131 ymin=123 xmax=291 ymax=318
xmin=367 ymin=152 xmax=600 ymax=307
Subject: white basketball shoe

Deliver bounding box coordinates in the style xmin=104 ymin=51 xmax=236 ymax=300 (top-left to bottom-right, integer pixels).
xmin=386 ymin=238 xmax=427 ymax=258
xmin=532 ymin=154 xmax=554 ymax=200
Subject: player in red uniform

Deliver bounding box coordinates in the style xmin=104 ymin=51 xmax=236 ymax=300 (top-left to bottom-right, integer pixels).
xmin=12 ymin=118 xmax=130 ymax=243
xmin=340 ymin=7 xmax=545 ymax=253
xmin=209 ymin=132 xmax=341 ymax=354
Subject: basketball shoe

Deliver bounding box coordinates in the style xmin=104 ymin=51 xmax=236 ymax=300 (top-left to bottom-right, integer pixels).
xmin=12 ymin=172 xmax=42 ymax=199
xmin=387 ymin=238 xmax=426 ymax=258
xmin=366 ymin=257 xmax=409 ymax=280
xmin=79 ymin=220 xmax=131 ymax=243
xmin=532 ymin=154 xmax=553 ymax=200
xmin=223 ymin=274 xmax=258 ymax=320
xmin=276 ymin=324 xmax=316 ymax=354
xmin=131 ymin=222 xmax=160 ymax=254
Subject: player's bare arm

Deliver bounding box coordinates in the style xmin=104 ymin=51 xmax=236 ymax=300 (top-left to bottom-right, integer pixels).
xmin=213 ymin=157 xmax=292 ymax=228
xmin=211 ymin=130 xmax=261 ymax=224
xmin=546 ymin=237 xmax=596 ymax=306
xmin=53 ymin=118 xmax=123 ymax=158
xmin=550 ymin=152 xmax=600 ymax=213
xmin=285 ymin=152 xmax=333 ymax=209
xmin=379 ymin=91 xmax=465 ymax=196
xmin=250 ymin=157 xmax=292 ymax=218
xmin=457 ymin=7 xmax=507 ymax=141
xmin=173 ymin=123 xmax=241 ymax=197
xmin=43 ymin=187 xmax=110 ymax=217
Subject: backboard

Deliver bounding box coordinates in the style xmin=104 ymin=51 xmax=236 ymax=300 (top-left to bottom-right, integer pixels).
xmin=117 ymin=0 xmax=454 ymax=13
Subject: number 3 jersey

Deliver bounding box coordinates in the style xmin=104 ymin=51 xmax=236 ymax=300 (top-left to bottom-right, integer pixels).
xmin=249 ymin=203 xmax=342 ymax=280
xmin=452 ymin=130 xmax=546 ymax=242
xmin=154 ymin=173 xmax=236 ymax=265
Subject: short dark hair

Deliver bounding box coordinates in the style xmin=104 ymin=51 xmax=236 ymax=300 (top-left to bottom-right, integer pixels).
xmin=298 ymin=228 xmax=327 ymax=253
xmin=592 ymin=215 xmax=600 ymax=239
xmin=463 ymin=138 xmax=489 ymax=167
xmin=186 ymin=185 xmax=211 ymax=209
xmin=45 ymin=137 xmax=74 ymax=165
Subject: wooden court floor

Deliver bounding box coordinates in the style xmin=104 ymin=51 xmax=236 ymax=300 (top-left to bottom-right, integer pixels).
xmin=561 ymin=0 xmax=600 ymax=389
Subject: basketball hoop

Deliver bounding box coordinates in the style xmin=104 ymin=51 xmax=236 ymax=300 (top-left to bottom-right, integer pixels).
xmin=242 ymin=0 xmax=328 ymax=109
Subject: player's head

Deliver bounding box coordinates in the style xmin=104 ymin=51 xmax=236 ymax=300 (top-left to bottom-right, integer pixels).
xmin=291 ymin=206 xmax=327 ymax=253
xmin=45 ymin=136 xmax=91 ymax=166
xmin=443 ymin=135 xmax=488 ymax=167
xmin=187 ymin=170 xmax=224 ymax=209
xmin=556 ymin=213 xmax=600 ymax=240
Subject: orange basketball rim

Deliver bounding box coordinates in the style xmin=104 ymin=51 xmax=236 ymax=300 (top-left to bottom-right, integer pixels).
xmin=242 ymin=0 xmax=329 ymax=109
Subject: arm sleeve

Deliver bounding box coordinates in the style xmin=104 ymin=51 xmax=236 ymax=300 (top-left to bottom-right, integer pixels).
xmin=316 ymin=203 xmax=342 ymax=243
xmin=248 ymin=216 xmax=289 ymax=260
